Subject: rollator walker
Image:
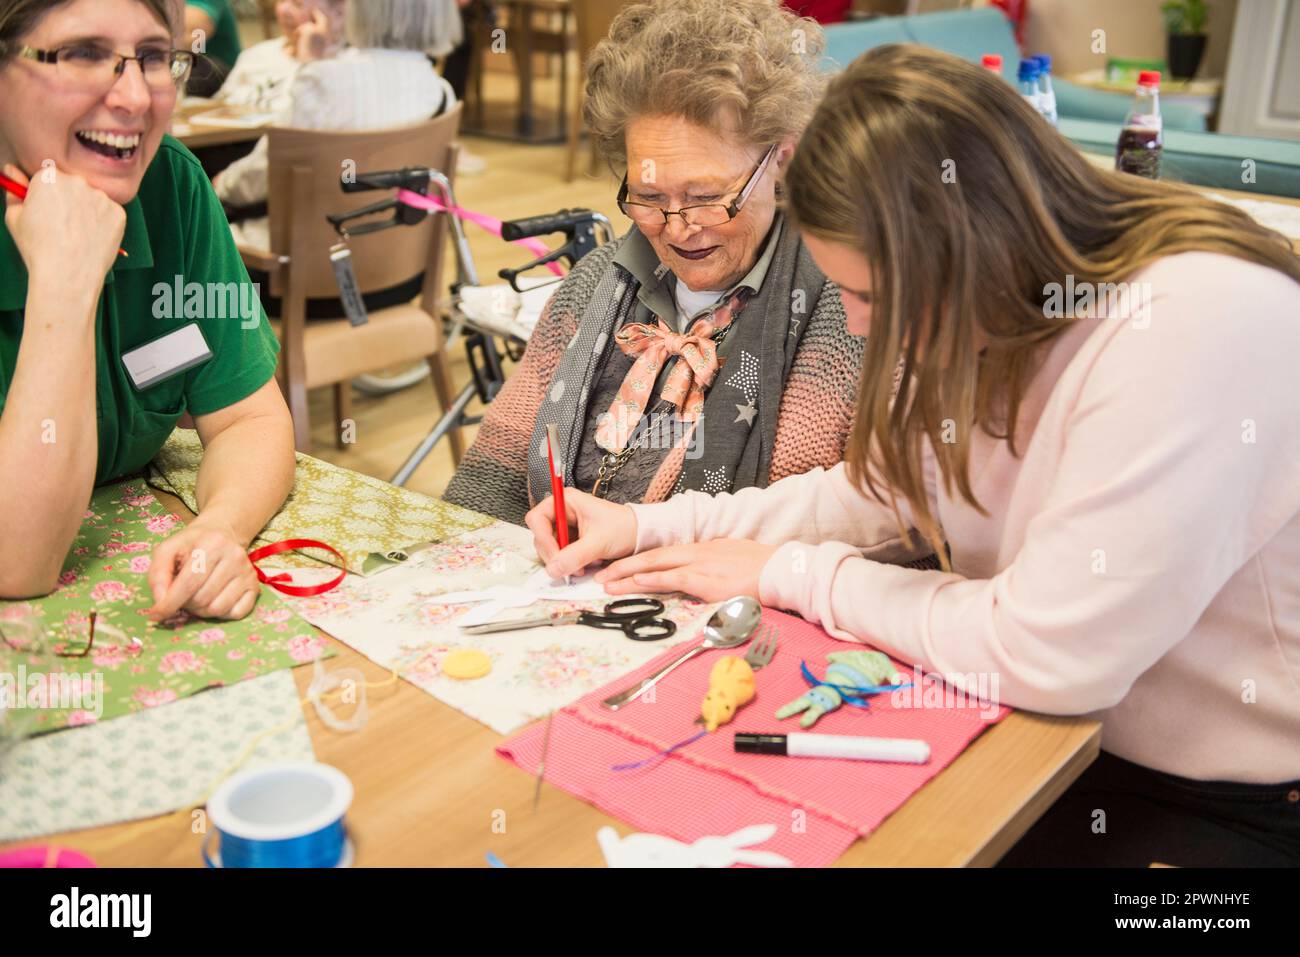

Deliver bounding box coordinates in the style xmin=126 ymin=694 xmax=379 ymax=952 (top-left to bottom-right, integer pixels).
xmin=325 ymin=165 xmax=614 ymax=486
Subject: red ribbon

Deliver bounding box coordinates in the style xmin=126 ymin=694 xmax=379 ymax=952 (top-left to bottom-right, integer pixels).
xmin=247 ymin=539 xmax=347 ymax=597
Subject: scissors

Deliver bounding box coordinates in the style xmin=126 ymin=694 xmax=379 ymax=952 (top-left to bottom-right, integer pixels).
xmin=460 ymin=597 xmax=676 ymax=641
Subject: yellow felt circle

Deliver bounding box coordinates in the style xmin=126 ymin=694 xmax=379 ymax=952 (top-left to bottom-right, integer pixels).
xmin=442 ymin=648 xmax=492 ymax=680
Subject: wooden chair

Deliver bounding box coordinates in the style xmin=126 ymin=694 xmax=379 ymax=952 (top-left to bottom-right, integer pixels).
xmin=252 ymin=0 xmax=278 ymax=37
xmin=466 ymin=0 xmax=574 ymax=142
xmin=236 ymin=108 xmax=467 ymax=460
xmin=565 ymin=0 xmax=629 ymax=181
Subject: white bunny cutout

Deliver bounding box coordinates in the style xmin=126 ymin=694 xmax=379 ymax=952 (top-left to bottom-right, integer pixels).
xmin=597 ymin=824 xmax=794 ymax=868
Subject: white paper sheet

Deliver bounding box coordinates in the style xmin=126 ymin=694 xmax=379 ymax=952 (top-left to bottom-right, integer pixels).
xmin=423 ymin=568 xmax=613 ymax=626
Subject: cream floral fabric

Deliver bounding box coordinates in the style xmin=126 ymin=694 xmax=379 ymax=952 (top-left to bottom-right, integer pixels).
xmin=272 ymin=522 xmax=719 ymax=735
xmin=0 ymin=670 xmax=313 ymax=841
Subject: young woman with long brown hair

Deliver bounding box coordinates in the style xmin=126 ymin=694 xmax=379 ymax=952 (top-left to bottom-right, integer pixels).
xmin=524 ymin=45 xmax=1300 ymax=866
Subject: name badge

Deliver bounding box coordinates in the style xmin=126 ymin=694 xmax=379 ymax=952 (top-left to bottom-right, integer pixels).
xmin=122 ymin=323 xmax=213 ymax=390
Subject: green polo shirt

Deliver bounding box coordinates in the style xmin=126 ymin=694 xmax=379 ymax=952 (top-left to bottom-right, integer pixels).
xmin=188 ymin=0 xmax=242 ymax=71
xmin=0 ymin=135 xmax=280 ymax=485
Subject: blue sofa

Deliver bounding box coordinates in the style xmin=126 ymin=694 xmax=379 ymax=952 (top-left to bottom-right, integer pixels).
xmin=820 ymin=7 xmax=1300 ymax=198
xmin=1059 ymin=118 xmax=1300 ymax=198
xmin=822 ymin=7 xmax=1207 ymax=132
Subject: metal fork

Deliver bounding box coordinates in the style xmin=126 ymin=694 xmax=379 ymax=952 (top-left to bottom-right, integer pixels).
xmin=693 ymin=624 xmax=779 ymax=727
xmin=743 ymin=624 xmax=779 ymax=670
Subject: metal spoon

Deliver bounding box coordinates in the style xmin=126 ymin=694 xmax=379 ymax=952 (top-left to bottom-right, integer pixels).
xmin=600 ymin=596 xmax=762 ymax=711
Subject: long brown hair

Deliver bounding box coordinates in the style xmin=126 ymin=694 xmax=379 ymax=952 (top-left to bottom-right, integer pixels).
xmin=787 ymin=44 xmax=1300 ymax=563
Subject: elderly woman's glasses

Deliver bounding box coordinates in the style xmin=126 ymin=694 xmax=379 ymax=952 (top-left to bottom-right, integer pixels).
xmin=17 ymin=44 xmax=194 ymax=93
xmin=618 ymin=144 xmax=778 ymax=228
xmin=0 ymin=611 xmax=97 ymax=658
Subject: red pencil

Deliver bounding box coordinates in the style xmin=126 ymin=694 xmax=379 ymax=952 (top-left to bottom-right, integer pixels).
xmin=0 ymin=171 xmax=129 ymax=258
xmin=545 ymin=423 xmax=570 ymax=551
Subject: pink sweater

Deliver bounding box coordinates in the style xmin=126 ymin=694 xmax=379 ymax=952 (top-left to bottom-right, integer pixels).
xmin=631 ymin=253 xmax=1300 ymax=783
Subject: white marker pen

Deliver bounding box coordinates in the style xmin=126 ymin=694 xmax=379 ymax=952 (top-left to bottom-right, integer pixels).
xmin=734 ymin=732 xmax=931 ymax=764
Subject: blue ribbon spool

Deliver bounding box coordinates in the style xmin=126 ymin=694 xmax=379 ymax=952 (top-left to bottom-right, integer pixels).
xmin=204 ymin=763 xmax=354 ymax=868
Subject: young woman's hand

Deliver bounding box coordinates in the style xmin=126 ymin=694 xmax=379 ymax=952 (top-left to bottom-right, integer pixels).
xmin=524 ymin=489 xmax=638 ymax=579
xmin=3 ymin=164 xmax=124 ymax=292
xmin=145 ymin=517 xmax=261 ymax=621
xmin=594 ymin=540 xmax=778 ymax=602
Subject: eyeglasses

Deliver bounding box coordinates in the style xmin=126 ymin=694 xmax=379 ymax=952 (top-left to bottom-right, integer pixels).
xmin=618 ymin=144 xmax=777 ymax=228
xmin=17 ymin=43 xmax=193 ymax=93
xmin=1 ymin=611 xmax=97 ymax=658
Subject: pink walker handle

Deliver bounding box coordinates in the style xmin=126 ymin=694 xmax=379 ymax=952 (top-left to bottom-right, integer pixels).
xmin=394 ymin=188 xmax=566 ymax=278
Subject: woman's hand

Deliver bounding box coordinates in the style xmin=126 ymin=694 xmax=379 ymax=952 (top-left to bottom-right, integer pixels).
xmin=145 ymin=516 xmax=260 ymax=621
xmin=595 ymin=539 xmax=778 ymax=602
xmin=3 ymin=164 xmax=124 ymax=291
xmin=524 ymin=489 xmax=638 ymax=579
xmin=294 ymin=9 xmax=334 ymax=62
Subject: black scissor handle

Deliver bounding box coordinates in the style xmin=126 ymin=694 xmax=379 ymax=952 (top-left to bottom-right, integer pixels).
xmin=577 ymin=612 xmax=629 ymax=631
xmin=602 ymin=598 xmax=666 ymax=620
xmin=622 ymin=617 xmax=676 ymax=642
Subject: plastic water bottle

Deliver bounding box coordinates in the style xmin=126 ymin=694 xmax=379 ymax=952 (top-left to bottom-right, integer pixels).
xmin=1034 ymin=54 xmax=1058 ymax=127
xmin=981 ymin=53 xmax=1003 ymax=76
xmin=1018 ymin=58 xmax=1043 ymax=116
xmin=1115 ymin=70 xmax=1163 ymax=179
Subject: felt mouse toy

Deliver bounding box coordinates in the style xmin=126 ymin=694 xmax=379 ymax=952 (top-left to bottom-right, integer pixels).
xmin=698 ymin=656 xmax=756 ymax=731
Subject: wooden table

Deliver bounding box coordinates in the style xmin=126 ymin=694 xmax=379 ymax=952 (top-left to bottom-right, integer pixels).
xmin=2 ymin=486 xmax=1100 ymax=868
xmin=1201 ymin=185 xmax=1300 ymax=253
xmin=171 ymin=103 xmax=271 ymax=151
xmin=1079 ymin=150 xmax=1300 ymax=252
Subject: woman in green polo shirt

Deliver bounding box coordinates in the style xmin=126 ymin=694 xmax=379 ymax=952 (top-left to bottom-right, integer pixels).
xmin=0 ymin=0 xmax=295 ymax=621
xmin=183 ymin=0 xmax=240 ymax=96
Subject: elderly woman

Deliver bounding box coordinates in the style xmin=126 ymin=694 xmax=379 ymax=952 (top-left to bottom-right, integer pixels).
xmin=215 ymin=0 xmax=461 ymax=248
xmin=444 ymin=0 xmax=860 ymax=524
xmin=215 ymin=0 xmax=348 ymax=114
xmin=0 ymin=0 xmax=294 ymax=619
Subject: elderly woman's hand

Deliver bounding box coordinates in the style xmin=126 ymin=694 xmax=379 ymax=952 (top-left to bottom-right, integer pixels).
xmin=525 ymin=489 xmax=638 ymax=580
xmin=293 ymin=8 xmax=335 ymax=61
xmin=594 ymin=539 xmax=777 ymax=602
xmin=2 ymin=164 xmax=125 ymax=294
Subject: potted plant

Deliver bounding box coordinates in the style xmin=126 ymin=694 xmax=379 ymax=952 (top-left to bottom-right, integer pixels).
xmin=1161 ymin=0 xmax=1209 ymax=80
